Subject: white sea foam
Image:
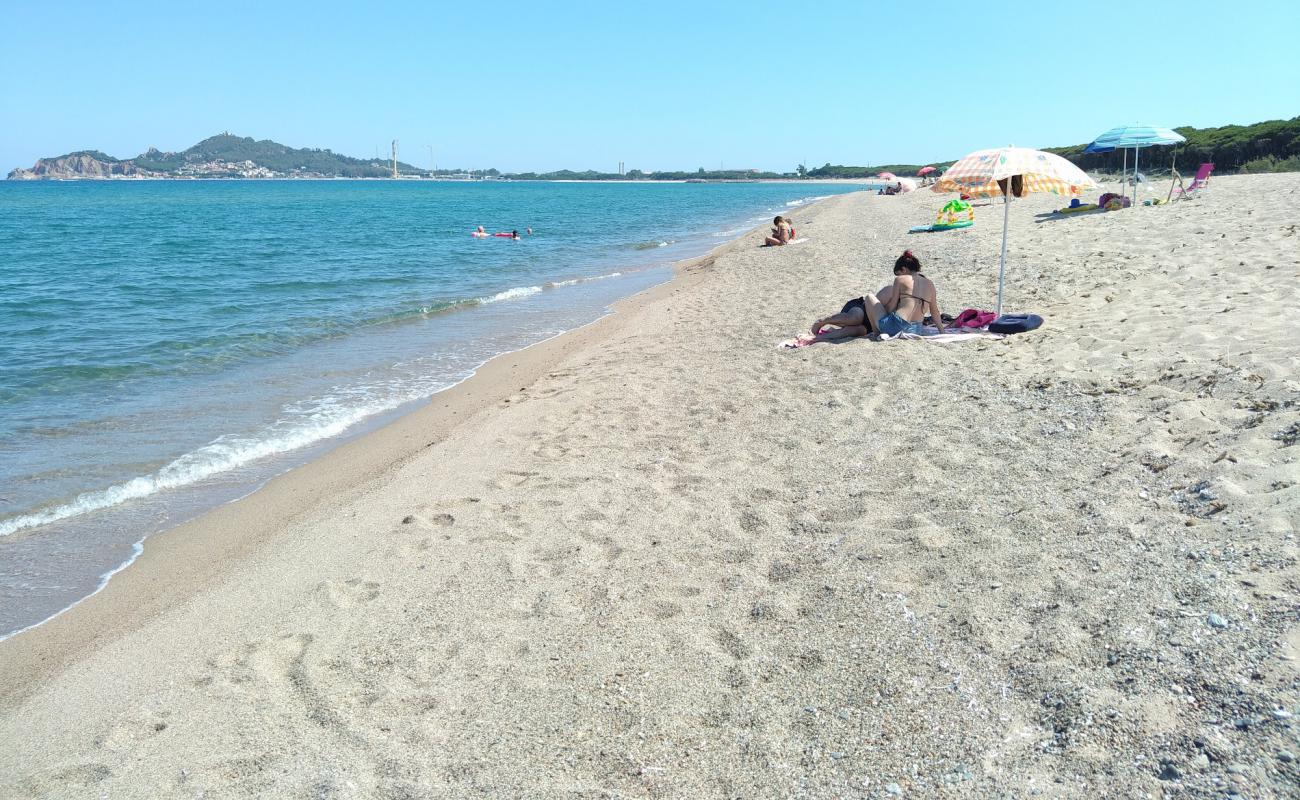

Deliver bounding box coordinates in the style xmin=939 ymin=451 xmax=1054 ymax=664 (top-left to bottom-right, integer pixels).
xmin=480 ymin=285 xmax=543 ymax=304
xmin=0 ymin=270 xmax=650 ymax=539
xmin=548 ymin=271 xmax=624 ymax=288
xmin=785 ymin=199 xmax=806 ymax=207
xmin=712 ymin=226 xmax=750 ymax=238
xmin=0 ymin=385 xmax=441 ymax=538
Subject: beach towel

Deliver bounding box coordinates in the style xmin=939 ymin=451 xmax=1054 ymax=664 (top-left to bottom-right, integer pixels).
xmin=778 ymin=333 xmax=819 ymax=349
xmin=778 ymin=326 xmax=1003 ymax=348
xmin=887 ymin=331 xmax=1005 ymax=343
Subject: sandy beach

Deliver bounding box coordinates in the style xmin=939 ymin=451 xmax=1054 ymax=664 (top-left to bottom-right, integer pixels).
xmin=1 ymin=174 xmax=1297 ymax=798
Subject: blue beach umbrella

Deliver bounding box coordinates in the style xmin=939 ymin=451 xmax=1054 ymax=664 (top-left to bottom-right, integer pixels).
xmin=1084 ymin=124 xmax=1186 ymax=204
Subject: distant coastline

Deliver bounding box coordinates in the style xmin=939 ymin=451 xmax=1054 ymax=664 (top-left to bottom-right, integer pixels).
xmin=11 ymin=117 xmax=1299 ymax=181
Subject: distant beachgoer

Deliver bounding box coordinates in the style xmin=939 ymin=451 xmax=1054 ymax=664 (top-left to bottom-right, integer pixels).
xmin=511 ymin=230 xmax=520 ymax=239
xmin=473 ymin=225 xmax=489 ymax=238
xmin=806 ymin=250 xmax=944 ymax=342
xmin=763 ymin=216 xmax=793 ymax=246
xmin=526 ymin=227 xmax=533 ymax=235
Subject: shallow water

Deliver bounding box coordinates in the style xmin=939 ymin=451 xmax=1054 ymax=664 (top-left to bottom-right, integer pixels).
xmin=0 ymin=179 xmax=869 ymax=637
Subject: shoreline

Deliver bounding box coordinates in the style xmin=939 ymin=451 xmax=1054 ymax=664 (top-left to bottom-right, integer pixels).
xmin=0 ymin=203 xmax=768 ymax=704
xmin=2 ymin=176 xmax=1295 ymax=796
xmin=1 ymin=187 xmax=839 ymax=643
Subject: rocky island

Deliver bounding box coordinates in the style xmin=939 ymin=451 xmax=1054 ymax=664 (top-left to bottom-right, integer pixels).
xmin=7 ymin=133 xmax=420 ymax=180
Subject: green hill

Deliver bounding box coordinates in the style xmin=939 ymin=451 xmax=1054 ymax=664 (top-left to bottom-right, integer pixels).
xmin=134 ymin=134 xmax=420 ymax=177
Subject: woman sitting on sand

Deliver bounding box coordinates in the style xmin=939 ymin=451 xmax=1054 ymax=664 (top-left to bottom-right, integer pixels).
xmin=763 ymin=216 xmax=794 ymax=246
xmin=807 ymin=250 xmax=945 ymax=342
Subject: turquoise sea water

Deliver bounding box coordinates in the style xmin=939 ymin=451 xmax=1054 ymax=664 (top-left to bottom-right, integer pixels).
xmin=0 ymin=180 xmax=868 ymax=637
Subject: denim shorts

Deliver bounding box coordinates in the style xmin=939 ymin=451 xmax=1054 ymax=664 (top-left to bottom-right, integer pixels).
xmin=876 ymin=312 xmax=923 ymax=336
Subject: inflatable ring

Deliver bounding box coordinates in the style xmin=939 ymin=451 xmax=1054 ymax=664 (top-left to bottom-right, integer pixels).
xmin=988 ymin=314 xmax=1043 ymax=334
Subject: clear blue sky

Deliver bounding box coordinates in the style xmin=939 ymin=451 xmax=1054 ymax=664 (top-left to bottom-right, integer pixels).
xmin=3 ymin=0 xmax=1296 ymax=174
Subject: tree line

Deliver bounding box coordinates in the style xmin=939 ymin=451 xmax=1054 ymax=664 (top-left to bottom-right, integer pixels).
xmin=1048 ymin=117 xmax=1300 ymax=175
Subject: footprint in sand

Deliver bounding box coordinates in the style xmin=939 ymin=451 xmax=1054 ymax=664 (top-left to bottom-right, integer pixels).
xmin=489 ymin=470 xmax=540 ymax=490
xmin=96 ymin=709 xmax=173 ymax=751
xmin=714 ymin=626 xmax=752 ymax=660
xmin=314 ymin=578 xmax=381 ymax=609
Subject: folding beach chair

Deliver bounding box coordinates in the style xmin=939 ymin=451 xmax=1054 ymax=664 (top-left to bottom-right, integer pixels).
xmin=1170 ymin=163 xmax=1214 ymax=200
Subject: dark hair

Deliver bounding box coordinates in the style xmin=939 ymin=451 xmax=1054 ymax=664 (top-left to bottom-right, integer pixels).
xmin=894 ymin=250 xmax=921 ymax=272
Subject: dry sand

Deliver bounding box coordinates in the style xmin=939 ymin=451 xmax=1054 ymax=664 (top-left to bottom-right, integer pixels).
xmin=1 ymin=174 xmax=1297 ymax=798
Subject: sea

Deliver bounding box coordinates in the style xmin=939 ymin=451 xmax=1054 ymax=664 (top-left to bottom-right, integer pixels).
xmin=0 ymin=179 xmax=871 ymax=639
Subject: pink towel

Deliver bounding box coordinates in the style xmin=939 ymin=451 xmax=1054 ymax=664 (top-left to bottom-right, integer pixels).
xmin=951 ymin=308 xmax=997 ymax=328
xmin=779 ymin=333 xmax=819 ymax=349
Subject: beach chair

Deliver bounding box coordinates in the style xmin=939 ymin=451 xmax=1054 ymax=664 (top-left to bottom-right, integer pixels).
xmin=1171 ymin=163 xmax=1214 ymax=200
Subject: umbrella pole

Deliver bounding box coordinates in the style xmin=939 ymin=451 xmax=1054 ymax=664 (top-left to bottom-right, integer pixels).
xmin=1168 ymin=145 xmax=1179 ymax=202
xmin=997 ymin=187 xmax=1010 ymax=317
xmin=1135 ymin=147 xmax=1141 ymax=206
xmin=1121 ymin=149 xmax=1127 ymax=196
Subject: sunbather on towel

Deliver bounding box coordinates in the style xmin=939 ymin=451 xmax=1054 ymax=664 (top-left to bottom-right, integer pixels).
xmin=763 ymin=216 xmax=794 ymax=246
xmin=808 ymin=250 xmax=945 ymax=342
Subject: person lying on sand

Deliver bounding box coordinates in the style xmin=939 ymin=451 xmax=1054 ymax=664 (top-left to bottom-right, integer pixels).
xmin=807 ymin=250 xmax=945 ymax=342
xmin=763 ymin=216 xmax=793 ymax=246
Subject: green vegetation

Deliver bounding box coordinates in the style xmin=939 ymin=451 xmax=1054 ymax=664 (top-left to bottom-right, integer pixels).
xmin=1238 ymin=154 xmax=1300 ymax=173
xmin=1048 ymin=117 xmax=1300 ymax=175
xmin=47 ymin=150 xmax=122 ymax=163
xmin=804 ymin=162 xmax=952 ymax=179
xmin=25 ymin=117 xmax=1300 ymax=180
xmin=131 ymin=134 xmax=423 ymax=177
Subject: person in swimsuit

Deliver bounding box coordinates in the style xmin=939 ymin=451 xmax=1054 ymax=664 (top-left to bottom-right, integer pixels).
xmin=807 ymin=250 xmax=945 ymax=342
xmin=763 ymin=216 xmax=793 ymax=246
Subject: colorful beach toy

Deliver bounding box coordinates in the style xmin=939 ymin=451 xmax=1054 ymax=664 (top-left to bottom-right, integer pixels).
xmin=909 ymin=199 xmax=974 ymax=233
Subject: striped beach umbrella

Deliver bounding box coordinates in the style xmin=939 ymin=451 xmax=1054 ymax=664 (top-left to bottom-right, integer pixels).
xmin=933 ymin=147 xmax=1098 ymax=314
xmin=1084 ymin=124 xmax=1185 ymax=204
xmin=1085 ymin=123 xmax=1185 ymax=151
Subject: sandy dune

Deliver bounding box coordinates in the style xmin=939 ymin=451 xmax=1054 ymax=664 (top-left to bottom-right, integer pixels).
xmin=1 ymin=174 xmax=1297 ymax=798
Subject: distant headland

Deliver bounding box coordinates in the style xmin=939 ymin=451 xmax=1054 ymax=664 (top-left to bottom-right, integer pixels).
xmin=9 ymin=119 xmax=1299 ymax=181
xmin=7 ymin=134 xmax=423 ymax=181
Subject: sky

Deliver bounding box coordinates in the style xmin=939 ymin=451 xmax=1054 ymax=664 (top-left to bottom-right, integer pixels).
xmin=2 ymin=0 xmax=1297 ymax=174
